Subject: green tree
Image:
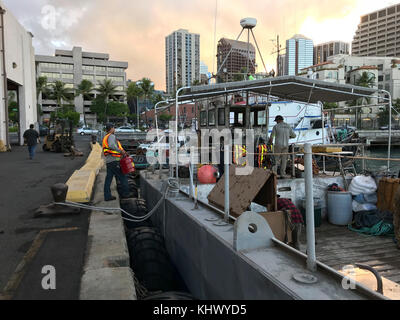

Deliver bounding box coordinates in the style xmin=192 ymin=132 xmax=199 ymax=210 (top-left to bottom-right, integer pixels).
xmin=76 ymin=80 xmax=94 ymax=125
xmin=90 ymin=96 xmax=129 ymax=123
xmin=8 ymin=100 xmax=18 ymax=123
xmin=50 ymin=81 xmax=73 ymax=109
xmin=51 ymin=107 xmax=80 ymax=126
xmin=126 ymin=81 xmax=143 ymax=116
xmin=96 ymin=79 xmax=118 ymax=122
xmin=377 ymin=98 xmax=400 ymax=127
xmin=36 ymin=76 xmax=48 ymax=122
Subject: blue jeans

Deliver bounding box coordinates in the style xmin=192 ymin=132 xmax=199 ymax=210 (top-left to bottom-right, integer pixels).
xmin=28 ymin=145 xmax=37 ymax=159
xmin=104 ymin=160 xmax=130 ymax=200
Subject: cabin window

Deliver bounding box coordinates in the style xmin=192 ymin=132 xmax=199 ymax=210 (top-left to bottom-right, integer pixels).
xmin=200 ymin=111 xmax=207 ymax=126
xmin=230 ymin=112 xmax=235 ymax=124
xmin=258 ymin=111 xmax=266 ymax=125
xmin=218 ymin=108 xmax=225 ymax=125
xmin=311 ymin=120 xmax=323 ymax=129
xmin=208 ymin=109 xmax=216 ymax=126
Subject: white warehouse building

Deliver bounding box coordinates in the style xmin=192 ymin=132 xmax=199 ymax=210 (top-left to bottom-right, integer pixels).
xmin=0 ymin=0 xmax=37 ymax=150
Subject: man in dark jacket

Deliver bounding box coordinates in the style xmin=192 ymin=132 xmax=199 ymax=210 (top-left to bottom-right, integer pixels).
xmin=23 ymin=124 xmax=41 ymax=160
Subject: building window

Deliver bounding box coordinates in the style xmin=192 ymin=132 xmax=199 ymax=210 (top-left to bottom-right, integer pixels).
xmin=41 ymin=72 xmax=60 ymax=78
xmin=82 ymin=75 xmax=94 ymax=81
xmin=218 ymin=108 xmax=225 ymax=125
xmin=108 ymin=76 xmax=124 ymax=82
xmin=208 ymin=110 xmax=216 ymax=126
xmin=40 ymin=62 xmax=59 ymax=69
xmin=200 ymin=111 xmax=207 ymax=126
xmin=96 ymin=76 xmax=106 ymax=81
xmin=82 ymin=65 xmax=94 ymax=71
xmin=95 ymin=66 xmax=106 ymax=72
xmin=61 ymin=73 xmax=73 ymax=79
xmin=385 ymin=74 xmax=391 ymax=81
xmin=107 ymin=67 xmax=124 ymax=73
xmin=60 ymin=64 xmax=73 ymax=70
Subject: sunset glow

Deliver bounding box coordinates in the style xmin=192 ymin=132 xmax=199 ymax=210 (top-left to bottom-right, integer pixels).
xmin=5 ymin=0 xmax=400 ymax=90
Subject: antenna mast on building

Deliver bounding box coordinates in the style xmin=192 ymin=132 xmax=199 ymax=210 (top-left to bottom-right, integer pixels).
xmin=271 ymin=35 xmax=286 ymax=76
xmin=216 ymin=17 xmax=268 ymax=78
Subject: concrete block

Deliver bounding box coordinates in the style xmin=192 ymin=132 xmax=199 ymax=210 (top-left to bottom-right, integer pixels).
xmin=80 ymin=267 xmax=137 ymax=300
xmin=66 ymin=169 xmax=96 ymax=203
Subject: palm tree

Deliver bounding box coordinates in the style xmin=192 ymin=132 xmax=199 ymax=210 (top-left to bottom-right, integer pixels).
xmin=356 ymin=71 xmax=376 ymax=88
xmin=138 ymin=78 xmax=154 ymax=113
xmin=96 ymin=79 xmax=118 ymax=122
xmin=36 ymin=76 xmax=48 ymax=122
xmin=126 ymin=81 xmax=143 ymax=115
xmin=50 ymin=81 xmax=73 ymax=109
xmin=76 ymin=80 xmax=94 ymax=125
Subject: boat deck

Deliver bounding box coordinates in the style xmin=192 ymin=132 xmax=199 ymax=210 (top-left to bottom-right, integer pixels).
xmin=299 ymin=222 xmax=400 ymax=284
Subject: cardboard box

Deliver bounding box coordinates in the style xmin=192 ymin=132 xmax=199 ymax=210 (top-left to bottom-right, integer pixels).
xmin=259 ymin=211 xmax=293 ymax=243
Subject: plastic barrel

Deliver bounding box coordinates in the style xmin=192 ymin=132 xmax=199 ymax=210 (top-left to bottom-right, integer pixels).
xmin=327 ymin=191 xmax=353 ymax=225
xmin=300 ymin=197 xmax=322 ymax=227
xmin=126 ymin=227 xmax=176 ymax=292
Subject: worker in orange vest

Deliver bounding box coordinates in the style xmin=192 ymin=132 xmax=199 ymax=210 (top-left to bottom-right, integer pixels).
xmin=102 ymin=123 xmax=130 ymax=201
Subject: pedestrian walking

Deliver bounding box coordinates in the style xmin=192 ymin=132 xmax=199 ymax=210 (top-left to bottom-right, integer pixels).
xmin=268 ymin=115 xmax=296 ymax=178
xmin=102 ymin=123 xmax=131 ymax=201
xmin=23 ymin=124 xmax=41 ymax=160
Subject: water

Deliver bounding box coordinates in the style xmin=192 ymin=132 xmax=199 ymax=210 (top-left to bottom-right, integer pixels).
xmin=355 ymin=147 xmax=400 ymax=175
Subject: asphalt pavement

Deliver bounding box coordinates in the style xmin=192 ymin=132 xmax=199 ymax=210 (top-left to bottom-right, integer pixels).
xmin=0 ymin=134 xmax=92 ymax=300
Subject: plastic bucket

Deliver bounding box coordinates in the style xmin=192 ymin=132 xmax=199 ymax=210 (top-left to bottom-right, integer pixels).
xmin=327 ymin=191 xmax=353 ymax=225
xmin=300 ymin=197 xmax=322 ymax=227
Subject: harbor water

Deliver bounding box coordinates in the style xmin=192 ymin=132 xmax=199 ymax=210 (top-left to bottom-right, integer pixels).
xmin=355 ymin=148 xmax=400 ymax=174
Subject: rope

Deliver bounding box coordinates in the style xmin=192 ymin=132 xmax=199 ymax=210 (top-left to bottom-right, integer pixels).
xmin=348 ymin=220 xmax=394 ymax=237
xmin=54 ymin=178 xmax=180 ymax=223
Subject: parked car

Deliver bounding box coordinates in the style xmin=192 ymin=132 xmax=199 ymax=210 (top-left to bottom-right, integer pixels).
xmin=379 ymin=125 xmax=400 ymax=130
xmin=39 ymin=125 xmax=49 ymax=136
xmin=77 ymin=127 xmax=99 ymax=135
xmin=115 ymin=126 xmax=141 ymax=133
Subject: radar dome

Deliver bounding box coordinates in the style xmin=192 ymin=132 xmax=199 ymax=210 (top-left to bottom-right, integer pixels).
xmin=240 ymin=18 xmax=257 ymax=29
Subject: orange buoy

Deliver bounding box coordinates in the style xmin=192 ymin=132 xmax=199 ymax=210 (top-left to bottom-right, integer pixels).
xmin=197 ymin=165 xmax=217 ymax=184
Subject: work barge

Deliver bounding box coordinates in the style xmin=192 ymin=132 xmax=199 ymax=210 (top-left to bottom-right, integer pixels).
xmin=135 ymin=77 xmax=399 ymax=300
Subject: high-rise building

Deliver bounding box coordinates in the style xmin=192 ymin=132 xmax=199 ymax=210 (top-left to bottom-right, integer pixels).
xmin=352 ymin=4 xmax=400 ymax=57
xmin=165 ymin=29 xmax=200 ymax=94
xmin=285 ymin=34 xmax=314 ymax=76
xmin=216 ymin=38 xmax=256 ymax=82
xmin=314 ymin=41 xmax=350 ymax=64
xmin=278 ymin=54 xmax=286 ymax=76
xmin=36 ymin=47 xmax=128 ymax=125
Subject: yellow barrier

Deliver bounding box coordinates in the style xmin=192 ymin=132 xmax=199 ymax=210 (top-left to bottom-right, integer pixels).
xmin=0 ymin=140 xmax=7 ymax=152
xmin=66 ymin=142 xmax=104 ymax=203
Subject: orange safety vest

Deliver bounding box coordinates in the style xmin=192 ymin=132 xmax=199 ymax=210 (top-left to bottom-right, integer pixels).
xmin=102 ymin=133 xmax=124 ymax=158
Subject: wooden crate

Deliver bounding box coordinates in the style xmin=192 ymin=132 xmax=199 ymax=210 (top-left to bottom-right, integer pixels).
xmin=207 ymin=166 xmax=277 ymax=218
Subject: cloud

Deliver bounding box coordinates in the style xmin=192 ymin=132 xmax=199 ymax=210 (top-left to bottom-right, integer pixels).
xmin=3 ymin=0 xmax=400 ymax=91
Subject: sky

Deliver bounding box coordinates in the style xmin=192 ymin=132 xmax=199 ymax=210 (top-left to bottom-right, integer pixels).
xmin=3 ymin=0 xmax=400 ymax=91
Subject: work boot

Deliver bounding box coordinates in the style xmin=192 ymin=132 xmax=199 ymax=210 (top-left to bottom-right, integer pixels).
xmin=105 ymin=196 xmax=117 ymax=202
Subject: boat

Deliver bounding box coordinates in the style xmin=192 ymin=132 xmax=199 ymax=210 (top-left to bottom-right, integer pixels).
xmin=133 ymin=76 xmax=400 ymax=300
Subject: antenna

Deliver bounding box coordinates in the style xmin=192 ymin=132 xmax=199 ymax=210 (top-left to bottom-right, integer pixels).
xmin=212 ymin=0 xmax=218 ymax=75
xmin=216 ymin=17 xmax=268 ymax=80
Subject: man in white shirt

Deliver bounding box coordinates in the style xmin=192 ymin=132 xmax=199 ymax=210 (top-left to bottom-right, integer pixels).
xmin=268 ymin=115 xmax=296 ymax=178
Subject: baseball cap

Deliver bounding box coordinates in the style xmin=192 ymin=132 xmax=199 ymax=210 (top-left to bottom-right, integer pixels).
xmin=105 ymin=123 xmax=114 ymax=131
xmin=274 ymin=115 xmax=284 ymax=122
